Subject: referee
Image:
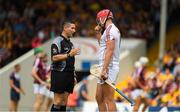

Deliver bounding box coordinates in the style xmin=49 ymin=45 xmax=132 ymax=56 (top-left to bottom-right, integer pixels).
xmin=50 ymin=21 xmax=80 ymax=111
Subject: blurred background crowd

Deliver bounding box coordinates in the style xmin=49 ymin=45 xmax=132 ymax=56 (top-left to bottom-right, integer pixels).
xmin=1 ymin=0 xmax=179 ymax=68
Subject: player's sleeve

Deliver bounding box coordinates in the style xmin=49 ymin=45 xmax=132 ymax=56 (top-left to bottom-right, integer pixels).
xmin=33 ymin=58 xmax=40 ymax=71
xmin=47 ymin=65 xmax=51 ymax=73
xmin=105 ymin=25 xmax=115 ymax=41
xmin=51 ymin=44 xmax=60 ymax=57
xmin=9 ymin=73 xmax=14 ymax=80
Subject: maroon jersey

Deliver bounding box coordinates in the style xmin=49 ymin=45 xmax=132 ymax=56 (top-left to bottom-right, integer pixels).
xmin=33 ymin=57 xmax=46 ymax=84
xmin=136 ymin=66 xmax=146 ymax=89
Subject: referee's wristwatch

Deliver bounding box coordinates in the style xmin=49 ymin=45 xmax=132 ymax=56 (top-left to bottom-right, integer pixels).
xmin=67 ymin=53 xmax=71 ymax=58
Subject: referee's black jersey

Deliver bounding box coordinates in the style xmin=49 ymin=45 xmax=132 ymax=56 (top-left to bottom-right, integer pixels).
xmin=51 ymin=35 xmax=75 ymax=72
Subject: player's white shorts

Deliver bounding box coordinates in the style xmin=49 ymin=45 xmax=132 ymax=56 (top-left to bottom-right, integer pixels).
xmin=33 ymin=83 xmax=47 ymax=95
xmin=97 ymin=66 xmax=119 ymax=84
xmin=45 ymin=88 xmax=54 ymax=99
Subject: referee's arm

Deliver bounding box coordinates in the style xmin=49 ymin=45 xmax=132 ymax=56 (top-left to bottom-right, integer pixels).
xmin=51 ymin=44 xmax=68 ymax=62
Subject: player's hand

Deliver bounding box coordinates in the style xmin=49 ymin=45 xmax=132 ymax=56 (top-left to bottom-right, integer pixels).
xmin=94 ymin=25 xmax=102 ymax=41
xmin=74 ymin=77 xmax=77 ymax=86
xmin=100 ymin=69 xmax=108 ymax=81
xmin=15 ymin=89 xmax=22 ymax=94
xmin=69 ymin=48 xmax=80 ymax=56
xmin=94 ymin=25 xmax=101 ymax=33
xmin=41 ymin=81 xmax=47 ymax=86
xmin=46 ymin=83 xmax=51 ymax=89
xmin=21 ymin=89 xmax=25 ymax=95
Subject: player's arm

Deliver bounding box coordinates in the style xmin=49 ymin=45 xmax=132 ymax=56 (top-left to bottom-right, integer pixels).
xmin=32 ymin=68 xmax=45 ymax=84
xmin=103 ymin=39 xmax=115 ymax=72
xmin=31 ymin=59 xmax=46 ymax=85
xmin=94 ymin=25 xmax=102 ymax=42
xmin=9 ymin=77 xmax=21 ymax=93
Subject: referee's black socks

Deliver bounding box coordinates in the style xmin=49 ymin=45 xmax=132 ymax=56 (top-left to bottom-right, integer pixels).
xmin=51 ymin=104 xmax=66 ymax=111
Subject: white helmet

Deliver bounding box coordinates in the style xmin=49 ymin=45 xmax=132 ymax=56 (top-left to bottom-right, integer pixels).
xmin=139 ymin=57 xmax=149 ymax=65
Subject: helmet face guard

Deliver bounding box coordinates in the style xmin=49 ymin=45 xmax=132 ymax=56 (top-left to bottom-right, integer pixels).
xmin=96 ymin=17 xmax=107 ymax=26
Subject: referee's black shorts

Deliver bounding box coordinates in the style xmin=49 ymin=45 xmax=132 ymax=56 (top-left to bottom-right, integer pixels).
xmin=50 ymin=70 xmax=75 ymax=94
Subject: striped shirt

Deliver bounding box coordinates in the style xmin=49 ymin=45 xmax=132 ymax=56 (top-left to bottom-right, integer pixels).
xmin=98 ymin=23 xmax=121 ymax=68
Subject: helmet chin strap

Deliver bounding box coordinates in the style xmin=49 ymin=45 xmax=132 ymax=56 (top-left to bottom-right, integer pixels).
xmin=101 ymin=10 xmax=111 ymax=33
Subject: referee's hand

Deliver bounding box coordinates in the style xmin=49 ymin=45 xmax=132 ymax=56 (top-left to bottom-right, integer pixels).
xmin=69 ymin=48 xmax=80 ymax=56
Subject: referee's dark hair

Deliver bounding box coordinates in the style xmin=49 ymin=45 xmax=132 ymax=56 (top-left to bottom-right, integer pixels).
xmin=62 ymin=20 xmax=75 ymax=29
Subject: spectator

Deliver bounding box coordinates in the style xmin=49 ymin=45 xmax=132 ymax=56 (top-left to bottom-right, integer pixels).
xmin=162 ymin=49 xmax=174 ymax=71
xmin=23 ymin=2 xmax=35 ymax=19
xmin=163 ymin=68 xmax=174 ymax=82
xmin=0 ymin=6 xmax=7 ymax=21
xmin=155 ymin=67 xmax=165 ymax=85
xmin=171 ymin=74 xmax=180 ymax=106
xmin=171 ymin=90 xmax=180 ymax=106
xmin=31 ymin=37 xmax=42 ymax=48
xmin=174 ymin=73 xmax=180 ymax=91
xmin=173 ymin=54 xmax=180 ymax=76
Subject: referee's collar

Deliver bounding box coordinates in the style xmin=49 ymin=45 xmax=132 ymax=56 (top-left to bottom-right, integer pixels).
xmin=60 ymin=35 xmax=70 ymax=41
